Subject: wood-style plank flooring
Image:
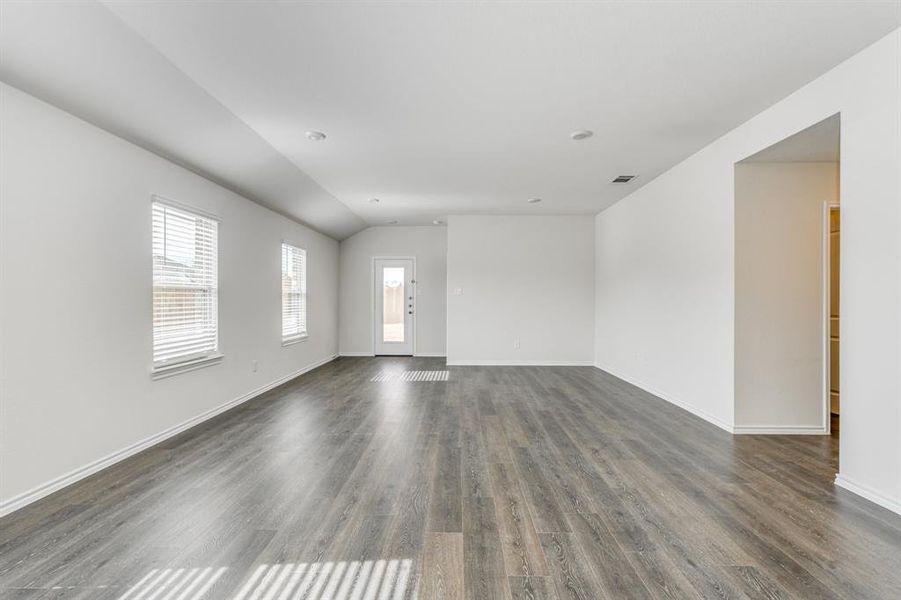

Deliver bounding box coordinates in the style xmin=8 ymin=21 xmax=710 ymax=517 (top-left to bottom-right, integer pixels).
xmin=2 ymin=357 xmax=901 ymax=599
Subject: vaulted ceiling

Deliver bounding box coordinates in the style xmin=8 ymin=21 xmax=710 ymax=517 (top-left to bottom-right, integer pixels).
xmin=2 ymin=1 xmax=898 ymax=239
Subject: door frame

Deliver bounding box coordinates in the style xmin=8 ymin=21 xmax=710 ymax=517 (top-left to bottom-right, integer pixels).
xmin=371 ymin=256 xmax=416 ymax=356
xmin=822 ymin=202 xmax=840 ymax=435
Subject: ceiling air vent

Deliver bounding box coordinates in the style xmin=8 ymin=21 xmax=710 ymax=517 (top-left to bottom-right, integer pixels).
xmin=611 ymin=175 xmax=636 ymax=184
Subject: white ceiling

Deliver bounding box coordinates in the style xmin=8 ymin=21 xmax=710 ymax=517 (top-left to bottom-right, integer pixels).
xmin=3 ymin=2 xmax=899 ymax=239
xmin=0 ymin=0 xmax=366 ymax=239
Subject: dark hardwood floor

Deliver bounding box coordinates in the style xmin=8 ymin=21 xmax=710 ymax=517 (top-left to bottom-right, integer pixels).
xmin=2 ymin=357 xmax=900 ymax=599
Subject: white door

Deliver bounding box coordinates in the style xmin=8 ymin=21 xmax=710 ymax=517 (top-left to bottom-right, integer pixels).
xmin=374 ymin=258 xmax=414 ymax=355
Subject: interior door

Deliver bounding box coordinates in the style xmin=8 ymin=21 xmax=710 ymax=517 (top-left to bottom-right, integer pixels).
xmin=374 ymin=258 xmax=414 ymax=355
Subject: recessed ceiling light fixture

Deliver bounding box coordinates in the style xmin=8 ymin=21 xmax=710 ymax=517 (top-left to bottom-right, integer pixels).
xmin=570 ymin=130 xmax=593 ymax=141
xmin=305 ymin=130 xmax=327 ymax=141
xmin=527 ymin=197 xmax=542 ymax=204
xmin=369 ymin=198 xmax=380 ymax=204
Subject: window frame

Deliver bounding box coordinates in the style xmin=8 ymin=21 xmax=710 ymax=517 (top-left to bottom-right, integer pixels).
xmin=150 ymin=196 xmax=222 ymax=379
xmin=281 ymin=241 xmax=308 ymax=346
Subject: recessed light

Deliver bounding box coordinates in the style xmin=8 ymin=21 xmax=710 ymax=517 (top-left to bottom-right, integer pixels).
xmin=570 ymin=130 xmax=593 ymax=141
xmin=527 ymin=198 xmax=542 ymax=204
xmin=369 ymin=198 xmax=380 ymax=203
xmin=305 ymin=130 xmax=327 ymax=141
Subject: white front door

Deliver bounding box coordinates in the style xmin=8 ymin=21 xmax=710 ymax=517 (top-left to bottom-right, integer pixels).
xmin=374 ymin=258 xmax=414 ymax=355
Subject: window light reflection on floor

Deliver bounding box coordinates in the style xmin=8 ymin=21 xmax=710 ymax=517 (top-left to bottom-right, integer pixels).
xmin=234 ymin=559 xmax=414 ymax=600
xmin=117 ymin=566 xmax=227 ymax=600
xmin=117 ymin=559 xmax=415 ymax=600
xmin=370 ymin=371 xmax=448 ymax=382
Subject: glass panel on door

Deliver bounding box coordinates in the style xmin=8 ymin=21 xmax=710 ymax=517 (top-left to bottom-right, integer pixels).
xmin=382 ymin=267 xmax=405 ymax=342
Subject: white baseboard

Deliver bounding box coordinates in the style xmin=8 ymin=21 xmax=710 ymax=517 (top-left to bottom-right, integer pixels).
xmin=0 ymin=354 xmax=338 ymax=519
xmin=835 ymin=474 xmax=901 ymax=516
xmin=340 ymin=353 xmax=446 ymax=358
xmin=733 ymin=425 xmax=828 ymax=435
xmin=446 ymin=360 xmax=595 ymax=366
xmin=594 ymin=363 xmax=734 ymax=433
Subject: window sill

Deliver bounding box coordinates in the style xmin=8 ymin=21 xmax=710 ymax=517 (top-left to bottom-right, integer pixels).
xmin=282 ymin=335 xmax=309 ymax=347
xmin=152 ymin=353 xmax=224 ymax=380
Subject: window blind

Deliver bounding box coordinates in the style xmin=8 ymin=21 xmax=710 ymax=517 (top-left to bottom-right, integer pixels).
xmin=282 ymin=243 xmax=307 ymax=342
xmin=152 ymin=201 xmax=219 ymax=366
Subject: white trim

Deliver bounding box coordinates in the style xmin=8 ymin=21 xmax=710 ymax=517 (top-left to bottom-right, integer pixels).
xmin=282 ymin=334 xmax=309 ymax=347
xmin=821 ymin=202 xmax=838 ymax=433
xmin=835 ymin=474 xmax=901 ymax=516
xmin=447 ymin=360 xmax=594 ymax=366
xmin=733 ymin=425 xmax=829 ymax=435
xmin=340 ymin=352 xmax=445 ymax=358
xmin=151 ymin=353 xmax=224 ymax=380
xmin=0 ymin=354 xmax=338 ymax=518
xmin=594 ymin=363 xmax=735 ymax=433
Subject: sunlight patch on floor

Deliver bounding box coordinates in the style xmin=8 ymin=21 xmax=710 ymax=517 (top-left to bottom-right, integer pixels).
xmin=233 ymin=559 xmax=415 ymax=600
xmin=370 ymin=371 xmax=448 ymax=382
xmin=117 ymin=566 xmax=227 ymax=600
xmin=117 ymin=559 xmax=415 ymax=600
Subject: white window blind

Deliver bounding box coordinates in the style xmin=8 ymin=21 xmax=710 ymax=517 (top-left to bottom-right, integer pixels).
xmin=152 ymin=201 xmax=219 ymax=367
xmin=282 ymin=243 xmax=307 ymax=342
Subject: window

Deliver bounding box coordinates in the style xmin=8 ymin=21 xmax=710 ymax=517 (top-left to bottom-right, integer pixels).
xmin=152 ymin=200 xmax=219 ymax=370
xmin=282 ymin=243 xmax=307 ymax=343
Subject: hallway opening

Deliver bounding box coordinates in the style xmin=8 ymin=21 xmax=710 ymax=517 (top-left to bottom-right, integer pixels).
xmin=734 ymin=114 xmax=841 ymax=438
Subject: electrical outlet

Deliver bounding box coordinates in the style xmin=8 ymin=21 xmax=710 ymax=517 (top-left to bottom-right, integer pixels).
xmin=513 ymin=339 xmax=521 ymax=349
xmin=453 ymin=287 xmax=464 ymax=295
xmin=251 ymin=360 xmax=259 ymax=373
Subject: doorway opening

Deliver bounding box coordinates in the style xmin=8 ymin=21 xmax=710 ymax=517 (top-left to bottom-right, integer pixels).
xmin=733 ymin=114 xmax=840 ymax=441
xmin=373 ymin=257 xmax=415 ymax=356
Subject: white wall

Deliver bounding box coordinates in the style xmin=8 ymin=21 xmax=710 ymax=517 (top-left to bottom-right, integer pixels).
xmin=0 ymin=83 xmax=339 ymax=514
xmin=594 ymin=29 xmax=901 ymax=512
xmin=734 ymin=162 xmax=839 ymax=432
xmin=338 ymin=226 xmax=447 ymax=356
xmin=447 ymin=215 xmax=594 ymax=365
